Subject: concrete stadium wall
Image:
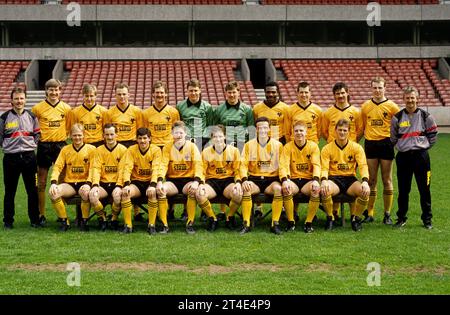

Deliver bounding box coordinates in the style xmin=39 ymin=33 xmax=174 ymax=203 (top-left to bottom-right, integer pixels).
xmin=1 ymin=46 xmax=449 ymax=60
xmin=1 ymin=4 xmax=449 ymax=21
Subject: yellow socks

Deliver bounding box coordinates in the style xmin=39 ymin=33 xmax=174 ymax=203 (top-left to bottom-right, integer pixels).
xmin=271 ymin=195 xmax=283 ymax=226
xmin=241 ymin=195 xmax=252 ymax=227
xmin=305 ymin=196 xmax=321 ymax=223
xmin=148 ymin=199 xmax=158 ymax=226
xmin=52 ymin=197 xmax=67 ymax=219
xmin=383 ymin=189 xmax=394 ymax=214
xmin=121 ymin=200 xmax=133 ymax=227
xmin=186 ymin=196 xmax=197 ymax=225
xmin=368 ymin=190 xmax=377 ymax=217
xmin=199 ymin=200 xmax=216 ymax=220
xmin=158 ymin=197 xmax=169 ymax=227
xmin=283 ymin=195 xmax=294 ymax=222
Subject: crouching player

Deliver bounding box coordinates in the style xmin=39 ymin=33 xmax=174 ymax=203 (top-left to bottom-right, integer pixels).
xmin=320 ymin=119 xmax=370 ymax=232
xmin=119 ymin=127 xmax=162 ymax=234
xmin=157 ymin=121 xmax=217 ymax=234
xmin=48 ymin=123 xmax=96 ymax=231
xmin=279 ymin=121 xmax=321 ymax=233
xmin=197 ymin=125 xmax=243 ymax=231
xmin=88 ymin=124 xmax=127 ymax=231
xmin=240 ymin=117 xmax=284 ymax=235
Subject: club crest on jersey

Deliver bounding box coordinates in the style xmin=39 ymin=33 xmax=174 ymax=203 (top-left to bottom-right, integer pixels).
xmin=347 ymin=155 xmax=353 ymax=162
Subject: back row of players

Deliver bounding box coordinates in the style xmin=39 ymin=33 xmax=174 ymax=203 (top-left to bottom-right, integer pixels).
xmin=4 ymin=77 xmax=437 ymax=233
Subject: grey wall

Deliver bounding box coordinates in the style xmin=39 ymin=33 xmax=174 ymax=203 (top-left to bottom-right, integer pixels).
xmin=24 ymin=59 xmax=38 ymax=90
xmin=1 ymin=4 xmax=449 ymax=21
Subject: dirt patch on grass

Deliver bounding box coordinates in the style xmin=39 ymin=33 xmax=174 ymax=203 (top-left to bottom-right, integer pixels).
xmin=7 ymin=262 xmax=292 ymax=274
xmin=383 ymin=265 xmax=449 ymax=276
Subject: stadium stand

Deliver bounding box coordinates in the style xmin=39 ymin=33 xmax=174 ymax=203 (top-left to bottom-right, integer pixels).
xmin=57 ymin=0 xmax=243 ymax=4
xmin=61 ymin=60 xmax=258 ymax=108
xmin=261 ymin=0 xmax=439 ymax=4
xmin=0 ymin=61 xmax=28 ymax=112
xmin=273 ymin=59 xmax=445 ymax=107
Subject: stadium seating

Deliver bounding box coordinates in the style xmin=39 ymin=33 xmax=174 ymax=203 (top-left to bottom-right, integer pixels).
xmin=0 ymin=0 xmax=40 ymax=4
xmin=273 ymin=58 xmax=445 ymax=107
xmin=61 ymin=60 xmax=258 ymax=108
xmin=0 ymin=61 xmax=28 ymax=112
xmin=58 ymin=0 xmax=242 ymax=5
xmin=261 ymin=0 xmax=439 ymax=4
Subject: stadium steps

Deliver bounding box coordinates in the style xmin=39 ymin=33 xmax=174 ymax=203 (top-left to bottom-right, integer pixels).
xmin=26 ymin=90 xmax=46 ymax=109
xmin=254 ymin=88 xmax=265 ymax=102
xmin=276 ymin=69 xmax=287 ymax=81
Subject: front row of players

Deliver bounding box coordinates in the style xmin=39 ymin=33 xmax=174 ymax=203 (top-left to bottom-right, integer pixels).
xmin=49 ymin=117 xmax=369 ymax=234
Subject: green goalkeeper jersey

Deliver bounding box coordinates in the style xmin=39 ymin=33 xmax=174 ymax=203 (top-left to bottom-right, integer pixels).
xmin=213 ymin=101 xmax=254 ymax=146
xmin=176 ymin=98 xmax=215 ymax=139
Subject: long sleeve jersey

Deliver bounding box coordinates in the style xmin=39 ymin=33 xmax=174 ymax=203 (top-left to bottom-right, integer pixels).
xmin=120 ymin=144 xmax=162 ymax=186
xmin=390 ymin=108 xmax=438 ymax=152
xmin=279 ymin=140 xmax=321 ymax=181
xmin=176 ymin=99 xmax=215 ymax=139
xmin=320 ymin=140 xmax=369 ymax=180
xmin=213 ymin=101 xmax=254 ymax=145
xmin=89 ymin=143 xmax=128 ymax=186
xmin=51 ymin=143 xmax=96 ymax=184
xmin=0 ymin=109 xmax=40 ymax=154
xmin=31 ymin=99 xmax=71 ymax=142
xmin=202 ymin=145 xmax=241 ymax=182
xmin=160 ymin=140 xmax=204 ymax=182
xmin=240 ymin=138 xmax=283 ymax=180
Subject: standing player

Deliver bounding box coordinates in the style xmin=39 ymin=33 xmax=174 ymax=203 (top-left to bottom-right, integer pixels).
xmin=48 ymin=124 xmax=96 ymax=231
xmin=142 ymin=81 xmax=180 ymax=148
xmin=322 ymin=82 xmax=363 ymax=221
xmin=212 ymin=80 xmax=253 ymax=219
xmin=320 ymin=119 xmax=370 ymax=232
xmin=240 ymin=117 xmax=284 ymax=235
xmin=196 ymin=125 xmax=243 ymax=231
xmin=32 ymin=79 xmax=71 ymax=226
xmin=361 ymin=77 xmax=400 ymax=224
xmin=156 ymin=121 xmax=217 ymax=234
xmin=88 ymin=124 xmax=127 ymax=231
xmin=390 ymin=86 xmax=438 ymax=229
xmin=285 ymin=81 xmax=322 ymax=144
xmin=279 ymin=121 xmax=321 ymax=233
xmin=0 ymin=87 xmax=41 ymax=229
xmin=176 ymin=79 xmax=215 ymax=150
xmin=67 ymin=84 xmax=107 ymax=147
xmin=119 ymin=128 xmax=162 ymax=234
xmin=104 ymin=82 xmax=144 ymax=222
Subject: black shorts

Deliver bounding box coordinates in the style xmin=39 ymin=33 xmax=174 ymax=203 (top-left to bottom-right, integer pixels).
xmin=329 ymin=176 xmax=358 ymax=194
xmin=119 ymin=140 xmax=136 ymax=148
xmin=100 ymin=182 xmax=116 ymax=197
xmin=206 ymin=177 xmax=235 ymax=194
xmin=166 ymin=177 xmax=193 ymax=193
xmin=248 ymin=176 xmax=280 ymax=192
xmin=130 ymin=180 xmax=150 ymax=197
xmin=67 ymin=182 xmax=85 ymax=193
xmin=364 ymin=138 xmax=394 ymax=160
xmin=89 ymin=140 xmax=104 ymax=148
xmin=291 ymin=178 xmax=310 ymax=191
xmin=37 ymin=141 xmax=66 ymax=168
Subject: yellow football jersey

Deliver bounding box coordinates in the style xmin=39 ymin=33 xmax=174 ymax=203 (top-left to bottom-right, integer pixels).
xmin=120 ymin=144 xmax=162 ymax=185
xmin=31 ymin=100 xmax=71 ymax=142
xmin=142 ymin=104 xmax=180 ymax=147
xmin=320 ymin=140 xmax=369 ymax=180
xmin=279 ymin=140 xmax=321 ymax=180
xmin=67 ymin=104 xmax=107 ymax=144
xmin=361 ymin=99 xmax=400 ymax=141
xmin=202 ymin=145 xmax=241 ymax=181
xmin=160 ymin=141 xmax=203 ymax=181
xmin=51 ymin=143 xmax=96 ymax=183
xmin=104 ymin=104 xmax=143 ymax=142
xmin=286 ymin=102 xmax=322 ymax=143
xmin=322 ymin=105 xmax=363 ymax=143
xmin=89 ymin=143 xmax=128 ymax=185
xmin=253 ymin=101 xmax=290 ymax=140
xmin=240 ymin=138 xmax=283 ymax=179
